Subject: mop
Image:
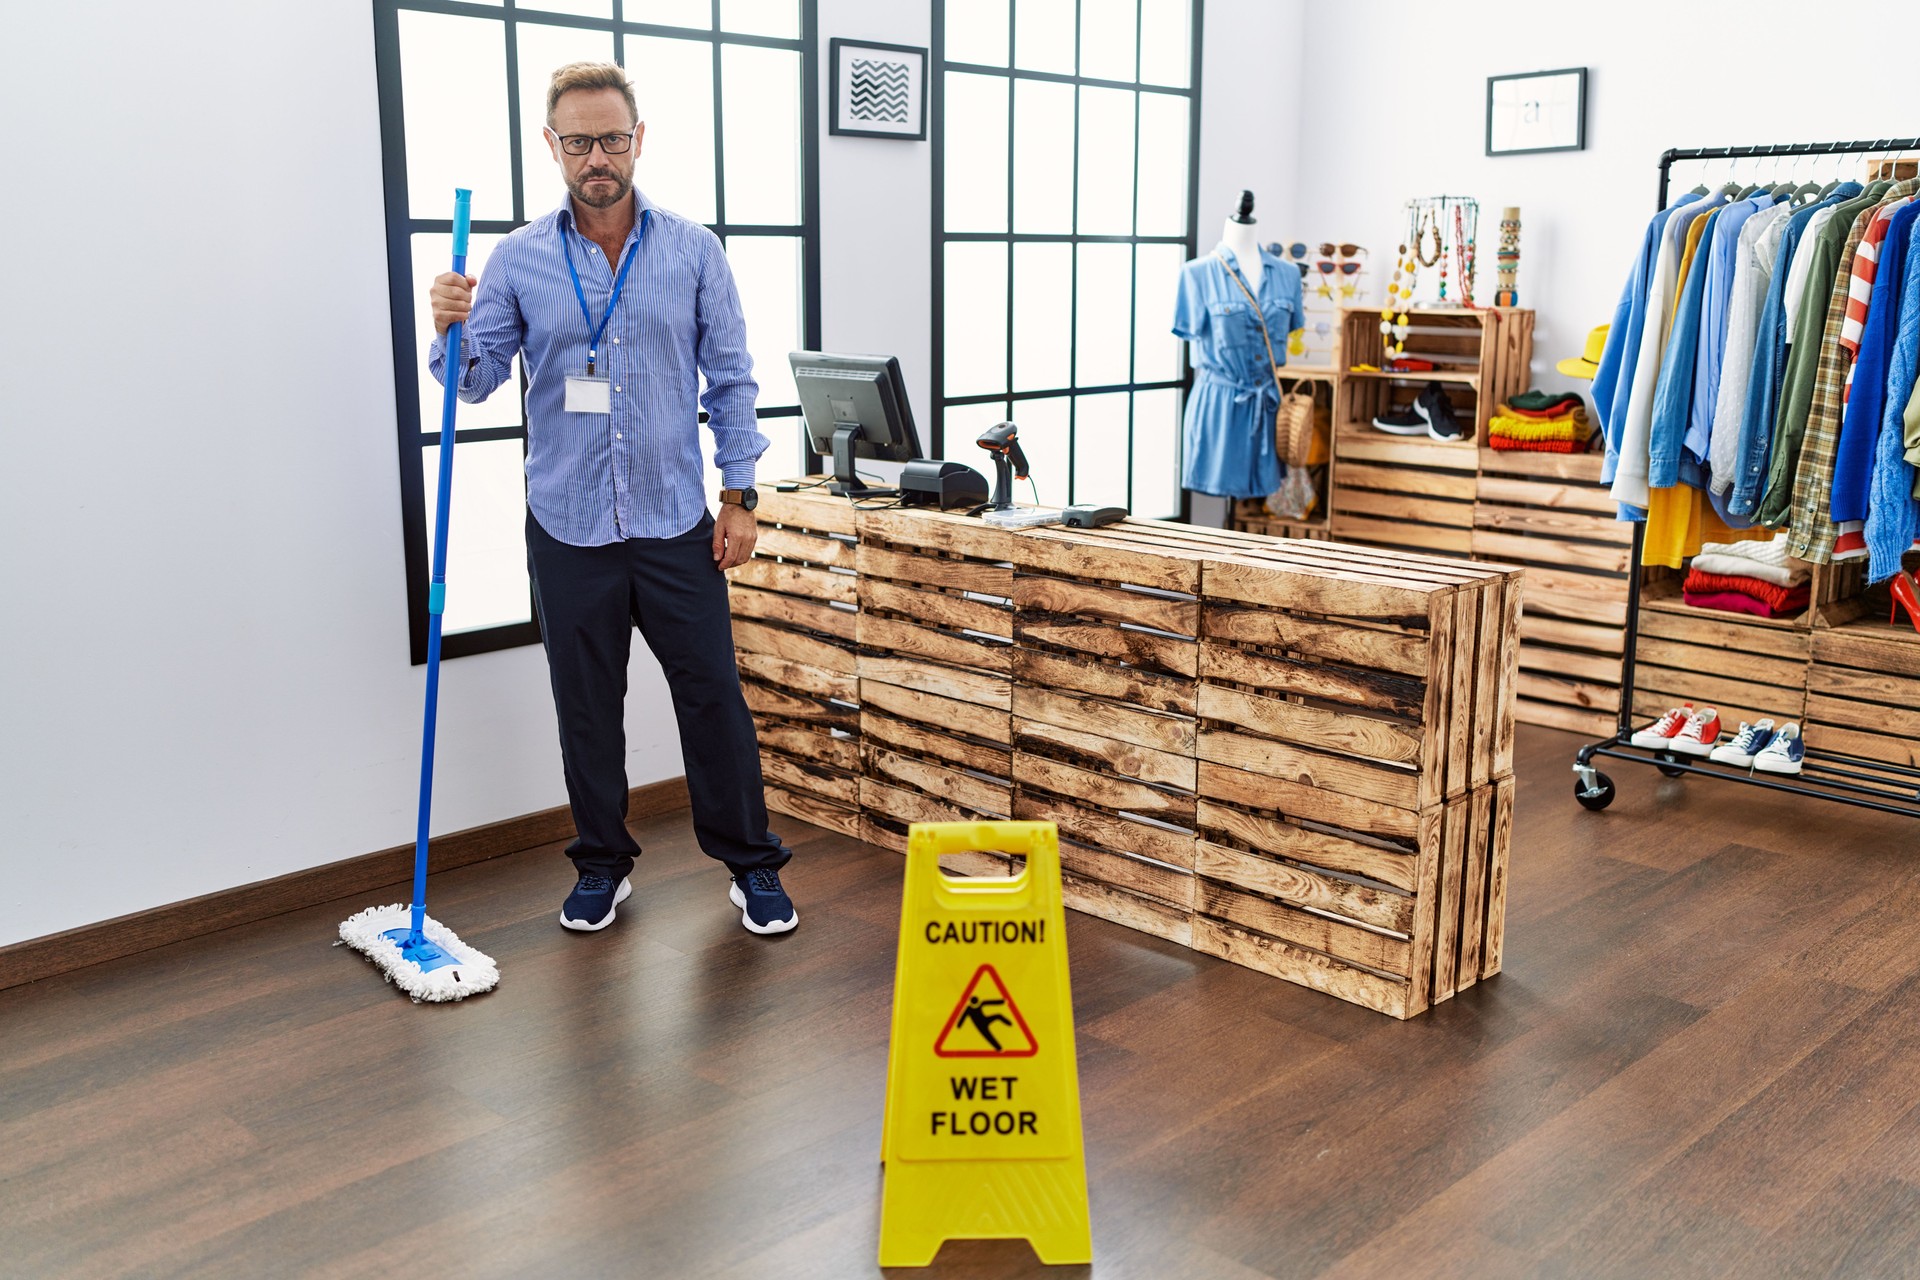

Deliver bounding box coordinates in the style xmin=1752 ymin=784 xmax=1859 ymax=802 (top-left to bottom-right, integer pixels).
xmin=339 ymin=189 xmax=500 ymax=1002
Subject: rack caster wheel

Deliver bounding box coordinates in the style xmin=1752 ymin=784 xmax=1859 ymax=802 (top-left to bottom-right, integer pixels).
xmin=1655 ymin=752 xmax=1687 ymax=778
xmin=1575 ymin=771 xmax=1616 ymax=810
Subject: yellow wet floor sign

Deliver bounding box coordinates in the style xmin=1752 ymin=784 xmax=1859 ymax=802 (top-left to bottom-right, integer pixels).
xmin=878 ymin=821 xmax=1091 ymax=1267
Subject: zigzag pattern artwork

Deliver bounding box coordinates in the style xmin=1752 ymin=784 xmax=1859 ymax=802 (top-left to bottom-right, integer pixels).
xmin=849 ymin=58 xmax=910 ymax=122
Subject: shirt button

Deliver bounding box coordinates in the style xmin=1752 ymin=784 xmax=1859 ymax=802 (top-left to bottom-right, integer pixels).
xmin=612 ymin=337 xmax=620 ymax=344
xmin=614 ymin=386 xmax=622 ymax=392
xmin=617 ymin=433 xmax=624 ymax=440
xmin=589 ymin=246 xmax=598 ymax=254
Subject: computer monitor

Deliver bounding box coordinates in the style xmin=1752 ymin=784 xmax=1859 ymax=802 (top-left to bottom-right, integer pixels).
xmin=789 ymin=351 xmax=923 ymax=497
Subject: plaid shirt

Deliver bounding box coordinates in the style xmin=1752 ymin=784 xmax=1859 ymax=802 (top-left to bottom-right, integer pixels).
xmin=1785 ymin=177 xmax=1920 ymax=560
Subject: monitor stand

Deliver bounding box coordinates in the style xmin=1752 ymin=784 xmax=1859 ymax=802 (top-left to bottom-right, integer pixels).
xmin=829 ymin=422 xmax=896 ymax=499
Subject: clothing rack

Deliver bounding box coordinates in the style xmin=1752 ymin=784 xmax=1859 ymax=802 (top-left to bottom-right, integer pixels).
xmin=1572 ymin=136 xmax=1920 ymax=818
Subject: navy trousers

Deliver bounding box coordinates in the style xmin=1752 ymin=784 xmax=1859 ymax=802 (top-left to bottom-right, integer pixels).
xmin=526 ymin=508 xmax=789 ymax=881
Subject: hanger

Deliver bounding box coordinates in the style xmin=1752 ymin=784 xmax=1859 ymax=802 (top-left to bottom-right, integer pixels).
xmin=1815 ymin=151 xmax=1844 ymax=201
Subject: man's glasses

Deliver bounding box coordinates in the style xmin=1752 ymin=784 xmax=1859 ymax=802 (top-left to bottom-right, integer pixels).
xmin=549 ymin=128 xmax=635 ymax=156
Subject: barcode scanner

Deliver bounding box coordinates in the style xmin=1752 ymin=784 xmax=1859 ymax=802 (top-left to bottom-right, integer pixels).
xmin=977 ymin=421 xmax=1030 ymax=511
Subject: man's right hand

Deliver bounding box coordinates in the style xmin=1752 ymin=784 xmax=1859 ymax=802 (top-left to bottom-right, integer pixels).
xmin=430 ymin=271 xmax=477 ymax=335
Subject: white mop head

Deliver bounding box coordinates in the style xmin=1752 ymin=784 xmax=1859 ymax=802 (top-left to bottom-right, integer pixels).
xmin=338 ymin=904 xmax=500 ymax=1002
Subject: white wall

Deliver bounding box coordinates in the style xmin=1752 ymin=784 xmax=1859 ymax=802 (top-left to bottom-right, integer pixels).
xmin=816 ymin=0 xmax=934 ymax=442
xmin=1292 ymin=0 xmax=1920 ymax=400
xmin=0 ymin=3 xmax=682 ymax=948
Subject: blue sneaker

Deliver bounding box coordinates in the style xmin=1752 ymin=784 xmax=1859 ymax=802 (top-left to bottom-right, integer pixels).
xmin=729 ymin=867 xmax=798 ymax=935
xmin=560 ymin=873 xmax=631 ymax=931
xmin=1709 ymin=718 xmax=1775 ymax=767
xmin=1752 ymin=722 xmax=1804 ymax=774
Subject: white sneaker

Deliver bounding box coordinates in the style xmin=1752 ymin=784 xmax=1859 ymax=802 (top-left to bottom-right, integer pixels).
xmin=1708 ymin=718 xmax=1775 ymax=767
xmin=1630 ymin=704 xmax=1692 ymax=749
xmin=1753 ymin=722 xmax=1805 ymax=774
xmin=1669 ymin=707 xmax=1722 ymax=756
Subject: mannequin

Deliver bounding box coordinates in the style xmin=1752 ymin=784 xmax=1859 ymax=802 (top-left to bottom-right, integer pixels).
xmin=1171 ymin=188 xmax=1303 ymax=510
xmin=1221 ymin=189 xmax=1263 ymax=291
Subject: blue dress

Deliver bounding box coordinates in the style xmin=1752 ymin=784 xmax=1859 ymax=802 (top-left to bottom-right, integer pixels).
xmin=1172 ymin=244 xmax=1303 ymax=499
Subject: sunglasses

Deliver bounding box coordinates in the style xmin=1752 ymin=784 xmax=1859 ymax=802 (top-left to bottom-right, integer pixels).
xmin=1319 ymin=242 xmax=1362 ymax=257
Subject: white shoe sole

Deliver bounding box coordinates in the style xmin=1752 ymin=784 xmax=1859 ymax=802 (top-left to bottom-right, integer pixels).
xmin=1708 ymin=749 xmax=1757 ymax=766
xmin=1630 ymin=731 xmax=1680 ymax=748
xmin=729 ymin=880 xmax=798 ymax=935
xmin=1753 ymin=756 xmax=1804 ymax=774
xmin=560 ymin=876 xmax=631 ymax=931
xmin=1426 ymin=425 xmax=1471 ymax=443
xmin=1668 ymin=739 xmax=1716 ymax=756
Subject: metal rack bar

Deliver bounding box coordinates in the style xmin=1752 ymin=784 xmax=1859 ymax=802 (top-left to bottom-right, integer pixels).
xmin=1575 ymin=135 xmax=1920 ymax=818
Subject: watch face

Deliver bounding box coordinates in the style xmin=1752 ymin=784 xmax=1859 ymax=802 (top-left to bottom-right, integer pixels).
xmin=741 ymin=487 xmax=758 ymax=510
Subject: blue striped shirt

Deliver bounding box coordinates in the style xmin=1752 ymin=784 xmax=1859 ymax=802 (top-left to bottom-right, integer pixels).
xmin=429 ymin=189 xmax=766 ymax=546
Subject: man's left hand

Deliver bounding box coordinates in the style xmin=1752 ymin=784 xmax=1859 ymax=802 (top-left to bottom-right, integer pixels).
xmin=713 ymin=502 xmax=758 ymax=570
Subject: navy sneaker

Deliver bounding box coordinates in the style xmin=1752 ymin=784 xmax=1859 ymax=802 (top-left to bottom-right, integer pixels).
xmin=729 ymin=867 xmax=798 ymax=935
xmin=560 ymin=873 xmax=631 ymax=931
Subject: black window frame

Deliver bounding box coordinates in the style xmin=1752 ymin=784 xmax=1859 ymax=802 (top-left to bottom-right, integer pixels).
xmin=372 ymin=0 xmax=823 ymax=664
xmin=929 ymin=0 xmax=1204 ymax=515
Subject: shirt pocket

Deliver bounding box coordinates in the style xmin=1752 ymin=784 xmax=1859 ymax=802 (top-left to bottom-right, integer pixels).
xmin=1207 ymin=299 xmax=1264 ymax=367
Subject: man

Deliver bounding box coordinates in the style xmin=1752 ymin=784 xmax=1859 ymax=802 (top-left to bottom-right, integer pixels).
xmin=427 ymin=61 xmax=796 ymax=936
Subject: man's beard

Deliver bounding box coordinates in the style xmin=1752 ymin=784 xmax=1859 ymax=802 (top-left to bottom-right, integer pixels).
xmin=568 ymin=167 xmax=632 ymax=209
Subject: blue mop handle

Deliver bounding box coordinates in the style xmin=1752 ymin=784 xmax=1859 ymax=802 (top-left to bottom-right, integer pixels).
xmin=411 ymin=188 xmax=473 ymax=941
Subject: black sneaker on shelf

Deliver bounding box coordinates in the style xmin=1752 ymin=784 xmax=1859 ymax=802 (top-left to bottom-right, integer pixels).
xmin=1371 ymin=408 xmax=1427 ymax=436
xmin=1415 ymin=380 xmax=1470 ymax=443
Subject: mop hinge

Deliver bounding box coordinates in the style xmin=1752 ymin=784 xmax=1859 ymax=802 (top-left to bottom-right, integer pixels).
xmin=428 ymin=581 xmax=446 ymax=614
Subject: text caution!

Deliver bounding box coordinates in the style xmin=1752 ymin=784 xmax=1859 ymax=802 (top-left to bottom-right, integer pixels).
xmin=877 ymin=821 xmax=1092 ymax=1268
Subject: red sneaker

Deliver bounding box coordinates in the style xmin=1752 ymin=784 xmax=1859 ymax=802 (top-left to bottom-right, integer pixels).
xmin=1670 ymin=706 xmax=1722 ymax=756
xmin=1630 ymin=704 xmax=1692 ymax=749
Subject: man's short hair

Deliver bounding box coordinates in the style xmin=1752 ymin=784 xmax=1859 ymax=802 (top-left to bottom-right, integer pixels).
xmin=546 ymin=62 xmax=638 ymax=127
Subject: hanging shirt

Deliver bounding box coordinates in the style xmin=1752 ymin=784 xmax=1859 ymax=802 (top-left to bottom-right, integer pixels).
xmin=1728 ymin=182 xmax=1865 ymax=519
xmin=1760 ymin=181 xmax=1889 ymax=529
xmin=1613 ymin=195 xmax=1726 ymax=511
xmin=1779 ymin=182 xmax=1913 ymax=559
xmin=1595 ymin=192 xmax=1702 ymax=473
xmin=1832 ymin=199 xmax=1920 ymax=525
xmin=1648 ymin=211 xmax=1722 ymax=487
xmin=1708 ymin=202 xmax=1793 ymax=493
xmin=1690 ymin=193 xmax=1774 ymax=462
xmin=1172 ymin=244 xmax=1303 ymax=499
xmin=1863 ymin=222 xmax=1920 ymax=579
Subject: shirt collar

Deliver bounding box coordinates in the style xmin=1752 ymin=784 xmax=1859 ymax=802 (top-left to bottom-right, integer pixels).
xmin=558 ymin=186 xmax=654 ymax=240
xmin=1212 ymin=241 xmax=1285 ymax=293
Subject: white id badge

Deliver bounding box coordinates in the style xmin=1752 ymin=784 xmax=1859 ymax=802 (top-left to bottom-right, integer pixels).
xmin=565 ymin=372 xmax=612 ymax=414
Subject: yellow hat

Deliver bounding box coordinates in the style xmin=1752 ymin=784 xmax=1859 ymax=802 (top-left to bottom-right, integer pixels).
xmin=1556 ymin=324 xmax=1609 ymax=380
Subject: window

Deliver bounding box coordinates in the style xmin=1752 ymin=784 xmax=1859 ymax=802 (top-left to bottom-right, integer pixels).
xmin=372 ymin=0 xmax=820 ymax=662
xmin=931 ymin=0 xmax=1200 ymax=518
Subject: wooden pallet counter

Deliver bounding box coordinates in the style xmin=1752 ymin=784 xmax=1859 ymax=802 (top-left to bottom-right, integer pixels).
xmin=726 ymin=487 xmax=862 ymax=839
xmin=727 ymin=491 xmax=1525 ymax=1017
xmin=1806 ymin=617 xmax=1920 ymax=769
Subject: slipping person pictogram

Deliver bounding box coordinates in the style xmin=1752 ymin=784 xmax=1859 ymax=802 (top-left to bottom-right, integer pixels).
xmin=957 ymin=996 xmax=1014 ymax=1052
xmin=933 ymin=963 xmax=1038 ymax=1058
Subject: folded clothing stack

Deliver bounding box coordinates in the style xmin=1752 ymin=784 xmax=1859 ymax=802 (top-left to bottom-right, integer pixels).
xmin=1681 ymin=538 xmax=1812 ymax=619
xmin=1489 ymin=391 xmax=1593 ymax=454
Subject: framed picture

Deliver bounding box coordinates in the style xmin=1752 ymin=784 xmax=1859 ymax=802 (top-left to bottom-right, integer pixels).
xmin=829 ymin=38 xmax=927 ymax=140
xmin=1486 ymin=67 xmax=1587 ymax=156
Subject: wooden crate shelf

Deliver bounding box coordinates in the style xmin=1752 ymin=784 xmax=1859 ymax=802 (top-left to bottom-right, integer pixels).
xmin=1806 ymin=617 xmax=1920 ymax=769
xmin=1191 ymin=776 xmax=1513 ymax=1019
xmin=1330 ymin=425 xmax=1480 ymax=556
xmin=1631 ymin=583 xmax=1813 ymax=734
xmin=1474 ymin=447 xmax=1633 ymax=739
xmin=1338 ymin=305 xmax=1534 ymax=442
xmin=728 ymin=487 xmax=863 ymax=838
xmin=731 ymin=491 xmax=1524 ymax=1017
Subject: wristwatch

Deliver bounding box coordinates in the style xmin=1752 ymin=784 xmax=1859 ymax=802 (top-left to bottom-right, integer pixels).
xmin=719 ymin=487 xmax=759 ymax=511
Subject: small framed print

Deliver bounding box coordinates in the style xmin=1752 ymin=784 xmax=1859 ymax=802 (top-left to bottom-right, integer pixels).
xmin=829 ymin=38 xmax=927 ymax=140
xmin=1486 ymin=67 xmax=1587 ymax=156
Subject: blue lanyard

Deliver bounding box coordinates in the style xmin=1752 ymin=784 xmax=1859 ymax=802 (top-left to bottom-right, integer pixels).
xmin=561 ymin=221 xmax=641 ymax=375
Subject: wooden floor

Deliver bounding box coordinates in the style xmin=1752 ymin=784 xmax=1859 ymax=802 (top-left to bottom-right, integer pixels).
xmin=6 ymin=724 xmax=1920 ymax=1279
